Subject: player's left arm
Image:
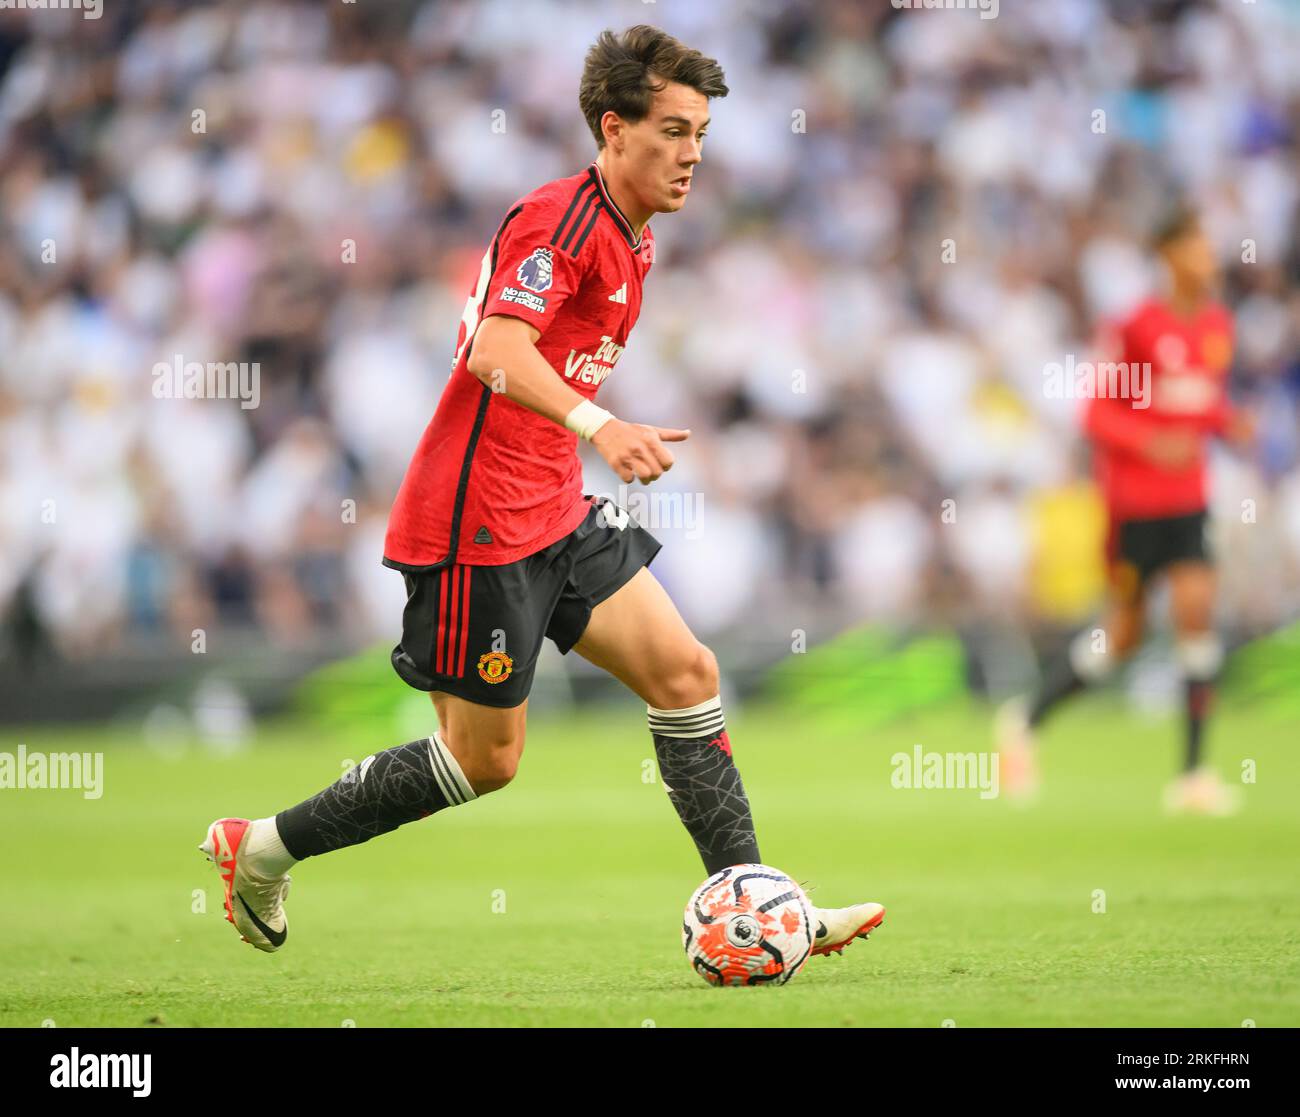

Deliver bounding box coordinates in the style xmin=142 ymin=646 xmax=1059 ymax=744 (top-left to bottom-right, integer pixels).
xmin=1083 ymin=315 xmax=1163 ymax=459
xmin=1204 ymin=322 xmax=1254 ymax=449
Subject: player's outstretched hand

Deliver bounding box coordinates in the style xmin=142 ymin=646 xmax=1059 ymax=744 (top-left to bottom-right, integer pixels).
xmin=591 ymin=419 xmax=690 ymax=484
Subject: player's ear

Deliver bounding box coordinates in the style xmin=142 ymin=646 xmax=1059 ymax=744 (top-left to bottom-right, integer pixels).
xmin=600 ymin=110 xmax=623 ymax=152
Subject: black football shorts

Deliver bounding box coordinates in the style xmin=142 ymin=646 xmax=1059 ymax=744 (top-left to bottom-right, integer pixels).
xmin=1110 ymin=509 xmax=1211 ymax=586
xmin=390 ymin=496 xmax=661 ymax=708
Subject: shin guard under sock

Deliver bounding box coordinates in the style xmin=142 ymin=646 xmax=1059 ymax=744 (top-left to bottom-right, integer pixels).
xmin=274 ymin=732 xmax=476 ymax=860
xmin=649 ymin=696 xmax=761 ymax=876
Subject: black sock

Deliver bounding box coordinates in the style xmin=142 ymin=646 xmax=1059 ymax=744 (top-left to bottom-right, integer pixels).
xmin=649 ymin=697 xmax=761 ymax=876
xmin=1185 ymin=680 xmax=1213 ymax=772
xmin=275 ymin=734 xmax=476 ymax=860
xmin=1028 ymin=653 xmax=1086 ymax=728
xmin=1177 ymin=634 xmax=1223 ymax=774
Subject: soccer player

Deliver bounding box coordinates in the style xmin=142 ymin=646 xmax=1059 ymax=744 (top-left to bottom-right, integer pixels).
xmin=998 ymin=208 xmax=1252 ymax=814
xmin=201 ymin=26 xmax=883 ymax=958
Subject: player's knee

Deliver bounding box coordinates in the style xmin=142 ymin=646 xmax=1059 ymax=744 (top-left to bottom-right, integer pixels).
xmin=1174 ymin=601 xmax=1214 ymax=633
xmin=647 ymin=642 xmax=719 ymax=710
xmin=444 ymin=727 xmax=524 ymax=795
xmin=463 ymin=745 xmax=523 ymax=795
xmin=468 ymin=760 xmax=519 ymax=795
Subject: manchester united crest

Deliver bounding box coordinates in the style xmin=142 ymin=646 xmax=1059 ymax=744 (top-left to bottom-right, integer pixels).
xmin=477 ymin=650 xmax=513 ymax=684
xmin=1201 ymin=332 xmax=1231 ymax=374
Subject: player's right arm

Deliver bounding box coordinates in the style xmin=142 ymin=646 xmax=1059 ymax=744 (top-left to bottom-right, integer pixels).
xmin=1085 ymin=394 xmax=1198 ymax=469
xmin=467 ymin=314 xmax=689 ymax=484
xmin=1083 ymin=315 xmax=1197 ymax=469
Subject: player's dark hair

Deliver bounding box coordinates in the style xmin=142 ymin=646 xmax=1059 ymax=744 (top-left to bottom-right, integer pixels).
xmin=579 ymin=25 xmax=728 ymax=148
xmin=1151 ymin=204 xmax=1200 ymax=250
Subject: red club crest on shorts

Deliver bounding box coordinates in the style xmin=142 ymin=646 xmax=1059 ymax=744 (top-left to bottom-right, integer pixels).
xmin=477 ymin=651 xmax=513 ymax=684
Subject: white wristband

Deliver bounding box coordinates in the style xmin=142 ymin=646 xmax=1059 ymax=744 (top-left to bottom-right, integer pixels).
xmin=564 ymin=399 xmax=614 ymax=440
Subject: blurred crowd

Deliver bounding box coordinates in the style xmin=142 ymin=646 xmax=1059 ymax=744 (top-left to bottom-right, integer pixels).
xmin=1 ymin=0 xmax=1298 ymax=669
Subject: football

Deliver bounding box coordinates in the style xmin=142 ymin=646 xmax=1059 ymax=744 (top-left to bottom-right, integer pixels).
xmin=682 ymin=864 xmax=816 ymax=986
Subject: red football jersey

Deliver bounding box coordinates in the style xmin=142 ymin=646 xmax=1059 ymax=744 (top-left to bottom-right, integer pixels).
xmin=1084 ymin=297 xmax=1236 ymax=521
xmin=384 ymin=164 xmax=654 ymax=569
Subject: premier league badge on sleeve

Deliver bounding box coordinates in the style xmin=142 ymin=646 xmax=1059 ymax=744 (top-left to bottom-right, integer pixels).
xmin=517 ymin=247 xmax=554 ymax=293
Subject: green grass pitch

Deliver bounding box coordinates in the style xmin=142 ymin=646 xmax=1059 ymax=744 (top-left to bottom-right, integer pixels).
xmin=2 ymin=697 xmax=1297 ymax=1027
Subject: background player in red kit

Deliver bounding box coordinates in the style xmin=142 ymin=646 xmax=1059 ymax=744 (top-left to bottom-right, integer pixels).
xmin=999 ymin=209 xmax=1254 ymax=814
xmin=200 ymin=26 xmax=883 ymax=957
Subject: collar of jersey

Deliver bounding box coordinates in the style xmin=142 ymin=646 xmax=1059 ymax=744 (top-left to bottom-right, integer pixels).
xmin=586 ymin=163 xmax=644 ymax=252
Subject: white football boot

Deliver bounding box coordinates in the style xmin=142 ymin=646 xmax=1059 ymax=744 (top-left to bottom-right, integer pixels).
xmin=994 ymin=697 xmax=1040 ymax=802
xmin=1162 ymin=768 xmax=1241 ymax=817
xmin=199 ymin=817 xmax=290 ymax=952
xmin=811 ymin=902 xmax=885 ymax=957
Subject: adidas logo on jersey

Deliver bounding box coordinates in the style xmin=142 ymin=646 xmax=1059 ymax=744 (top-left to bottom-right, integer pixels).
xmin=473 ymin=525 xmax=493 ymax=544
xmin=608 ymin=283 xmax=628 ymax=304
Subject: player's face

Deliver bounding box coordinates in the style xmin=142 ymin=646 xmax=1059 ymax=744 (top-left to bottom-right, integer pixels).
xmin=1162 ymin=225 xmax=1217 ymax=292
xmin=618 ymin=82 xmax=710 ymax=214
